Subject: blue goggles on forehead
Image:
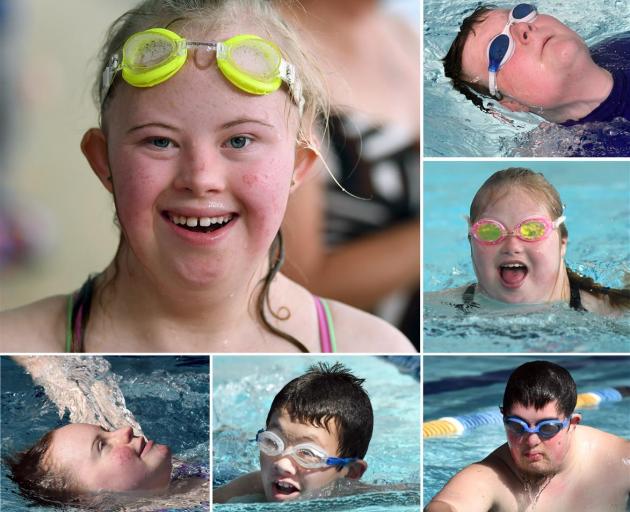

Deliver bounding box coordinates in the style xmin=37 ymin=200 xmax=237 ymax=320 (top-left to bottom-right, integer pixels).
xmin=487 ymin=3 xmax=538 ymax=97
xmin=503 ymin=416 xmax=570 ymax=439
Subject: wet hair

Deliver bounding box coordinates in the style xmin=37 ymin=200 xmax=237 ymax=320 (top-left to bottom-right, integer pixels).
xmin=503 ymin=361 xmax=577 ymax=417
xmin=442 ymin=4 xmax=499 ymax=111
xmin=470 ymin=167 xmax=630 ymax=310
xmin=4 ymin=431 xmax=80 ymax=507
xmin=90 ymin=0 xmax=331 ymax=352
xmin=265 ymin=362 xmax=374 ymax=463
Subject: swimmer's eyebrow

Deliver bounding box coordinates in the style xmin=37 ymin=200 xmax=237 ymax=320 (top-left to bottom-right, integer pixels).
xmin=268 ymin=421 xmax=327 ymax=445
xmin=126 ymin=122 xmax=177 ymax=134
xmin=508 ymin=415 xmax=563 ymax=425
xmin=222 ymin=118 xmax=274 ymax=129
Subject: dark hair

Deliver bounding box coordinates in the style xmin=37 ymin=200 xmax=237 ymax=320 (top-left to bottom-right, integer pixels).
xmin=266 ymin=362 xmax=374 ymax=462
xmin=5 ymin=431 xmax=80 ymax=507
xmin=503 ymin=361 xmax=577 ymax=417
xmin=470 ymin=167 xmax=630 ymax=310
xmin=442 ymin=5 xmax=498 ymax=111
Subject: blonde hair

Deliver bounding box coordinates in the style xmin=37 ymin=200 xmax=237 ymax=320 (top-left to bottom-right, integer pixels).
xmin=469 ymin=167 xmax=568 ymax=239
xmin=92 ymin=0 xmax=329 ymax=144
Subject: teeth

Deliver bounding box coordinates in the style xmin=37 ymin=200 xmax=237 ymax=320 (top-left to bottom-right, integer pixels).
xmin=277 ymin=482 xmax=295 ymax=490
xmin=169 ymin=214 xmax=232 ymax=227
xmin=501 ymin=263 xmax=525 ymax=268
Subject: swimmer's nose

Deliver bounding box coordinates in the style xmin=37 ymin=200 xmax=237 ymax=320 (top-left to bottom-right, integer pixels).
xmin=511 ymin=22 xmax=535 ymax=45
xmin=500 ymin=232 xmax=524 ymax=253
xmin=110 ymin=426 xmax=134 ymax=444
xmin=273 ymin=455 xmax=298 ymax=475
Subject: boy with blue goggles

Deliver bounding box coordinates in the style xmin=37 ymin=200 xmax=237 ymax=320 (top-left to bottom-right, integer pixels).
xmin=487 ymin=3 xmax=537 ymax=97
xmin=503 ymin=416 xmax=570 ymax=439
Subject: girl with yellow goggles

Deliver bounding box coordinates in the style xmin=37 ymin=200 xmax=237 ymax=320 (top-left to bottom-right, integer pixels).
xmin=101 ymin=28 xmax=304 ymax=114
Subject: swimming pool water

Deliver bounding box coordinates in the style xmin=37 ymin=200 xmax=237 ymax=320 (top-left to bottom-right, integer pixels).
xmin=424 ymin=0 xmax=630 ymax=156
xmin=0 ymin=356 xmax=210 ymax=512
xmin=423 ymin=161 xmax=630 ymax=352
xmin=423 ymin=356 xmax=630 ymax=506
xmin=213 ymin=356 xmax=421 ymax=511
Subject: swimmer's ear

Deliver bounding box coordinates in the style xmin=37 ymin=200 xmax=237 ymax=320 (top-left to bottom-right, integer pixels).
xmin=570 ymin=413 xmax=582 ymax=426
xmin=345 ymin=460 xmax=368 ymax=480
xmin=81 ymin=128 xmax=113 ymax=193
xmin=290 ymin=144 xmax=318 ymax=194
xmin=498 ymin=97 xmax=530 ymax=113
xmin=560 ymin=235 xmax=568 ymax=259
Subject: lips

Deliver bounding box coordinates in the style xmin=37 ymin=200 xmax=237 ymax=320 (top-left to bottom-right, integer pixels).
xmin=524 ymin=451 xmax=544 ymax=462
xmin=140 ymin=439 xmax=154 ymax=458
xmin=499 ymin=261 xmax=528 ymax=288
xmin=164 ymin=211 xmax=236 ymax=233
xmin=272 ymin=479 xmax=301 ymax=500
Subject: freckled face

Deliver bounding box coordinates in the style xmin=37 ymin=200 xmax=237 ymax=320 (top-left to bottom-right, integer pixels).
xmin=48 ymin=424 xmax=172 ymax=492
xmin=461 ymin=9 xmax=591 ymax=108
xmin=102 ymin=26 xmax=300 ymax=287
xmin=259 ymin=411 xmax=349 ymax=502
xmin=470 ymin=187 xmax=567 ymax=304
xmin=505 ymin=401 xmax=574 ymax=477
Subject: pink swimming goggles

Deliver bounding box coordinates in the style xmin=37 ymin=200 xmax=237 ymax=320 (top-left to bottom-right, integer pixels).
xmin=469 ymin=215 xmax=565 ymax=245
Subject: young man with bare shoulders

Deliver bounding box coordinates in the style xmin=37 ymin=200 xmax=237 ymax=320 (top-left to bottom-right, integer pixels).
xmin=425 ymin=361 xmax=630 ymax=512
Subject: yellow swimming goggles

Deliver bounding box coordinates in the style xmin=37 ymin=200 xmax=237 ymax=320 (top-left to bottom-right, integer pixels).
xmin=101 ymin=28 xmax=304 ymax=114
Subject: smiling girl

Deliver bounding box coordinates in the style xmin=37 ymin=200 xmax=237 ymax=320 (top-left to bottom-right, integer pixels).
xmin=434 ymin=167 xmax=629 ymax=314
xmin=0 ymin=0 xmax=413 ymax=353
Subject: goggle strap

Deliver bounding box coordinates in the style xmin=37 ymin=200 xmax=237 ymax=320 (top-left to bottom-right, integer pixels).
xmin=489 ymin=71 xmax=497 ymax=97
xmin=279 ymin=59 xmax=304 ymax=116
xmin=553 ymin=215 xmax=566 ymax=228
xmin=101 ymin=54 xmax=121 ymax=103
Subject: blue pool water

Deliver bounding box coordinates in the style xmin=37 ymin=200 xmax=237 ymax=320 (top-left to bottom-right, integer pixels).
xmin=424 ymin=0 xmax=630 ymax=156
xmin=423 ymin=355 xmax=630 ymax=506
xmin=213 ymin=356 xmax=420 ymax=511
xmin=423 ymin=161 xmax=630 ymax=352
xmin=0 ymin=356 xmax=209 ymax=512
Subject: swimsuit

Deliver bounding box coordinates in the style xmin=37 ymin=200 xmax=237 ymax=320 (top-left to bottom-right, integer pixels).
xmin=561 ymin=31 xmax=630 ymax=156
xmin=171 ymin=461 xmax=209 ymax=481
xmin=65 ymin=275 xmax=336 ymax=353
xmin=324 ymin=112 xmax=420 ymax=349
xmin=459 ymin=277 xmax=587 ymax=312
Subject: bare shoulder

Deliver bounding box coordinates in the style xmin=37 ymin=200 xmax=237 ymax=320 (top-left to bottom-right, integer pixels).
xmin=578 ymin=424 xmax=630 ymax=457
xmin=424 ymin=286 xmax=470 ymax=306
xmin=326 ymin=299 xmax=415 ymax=353
xmin=580 ymin=290 xmax=628 ymax=316
xmin=428 ymin=460 xmax=506 ymax=512
xmin=0 ymin=295 xmax=67 ymax=352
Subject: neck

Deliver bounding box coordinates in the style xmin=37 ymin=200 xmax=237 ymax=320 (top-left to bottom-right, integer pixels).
xmin=97 ymin=245 xmax=271 ymax=350
xmin=549 ymin=262 xmax=571 ymax=304
xmin=536 ymin=65 xmax=613 ymax=123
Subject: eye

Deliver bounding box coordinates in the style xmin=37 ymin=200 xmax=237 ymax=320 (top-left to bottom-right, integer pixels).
xmin=97 ymin=439 xmax=105 ymax=452
xmin=295 ymin=447 xmax=323 ymax=462
xmin=226 ymin=136 xmax=251 ymax=149
xmin=148 ymin=137 xmax=172 ymax=149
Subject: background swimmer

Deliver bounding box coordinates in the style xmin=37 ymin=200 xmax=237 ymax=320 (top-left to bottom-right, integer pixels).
xmin=427 ymin=167 xmax=630 ymax=315
xmin=0 ymin=0 xmax=414 ymax=354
